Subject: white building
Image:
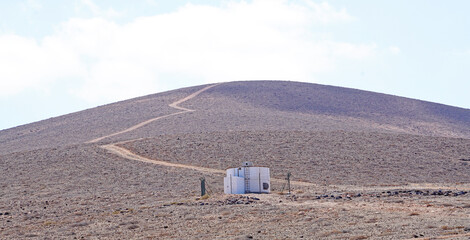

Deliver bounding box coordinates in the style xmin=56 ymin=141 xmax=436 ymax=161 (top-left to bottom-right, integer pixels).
xmin=224 ymin=162 xmax=270 ymax=194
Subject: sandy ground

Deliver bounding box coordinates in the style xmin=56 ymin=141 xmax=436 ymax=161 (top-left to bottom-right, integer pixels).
xmin=1 ymin=143 xmax=469 ymax=239
xmin=121 ymin=131 xmax=470 ymax=186
xmin=1 ymin=81 xmax=470 ymax=239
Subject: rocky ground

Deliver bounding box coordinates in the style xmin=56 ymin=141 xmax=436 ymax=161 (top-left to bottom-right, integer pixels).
xmin=1 ymin=81 xmax=470 ymax=239
xmin=1 ymin=134 xmax=470 ymax=239
xmin=121 ymin=131 xmax=470 ymax=186
xmin=4 ymin=81 xmax=468 ymax=156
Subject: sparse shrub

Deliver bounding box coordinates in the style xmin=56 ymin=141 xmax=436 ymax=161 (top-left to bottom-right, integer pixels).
xmin=351 ymin=235 xmax=369 ymax=240
xmin=319 ymin=230 xmax=343 ymax=237
xmin=409 ymin=212 xmax=420 ymax=216
xmin=440 ymin=225 xmax=465 ymax=232
xmin=441 ymin=226 xmax=451 ymax=230
xmin=220 ymin=211 xmax=231 ymax=216
xmin=200 ymin=194 xmax=210 ymax=200
xmin=43 ymin=221 xmax=55 ymax=226
xmin=128 ymin=225 xmax=139 ymax=230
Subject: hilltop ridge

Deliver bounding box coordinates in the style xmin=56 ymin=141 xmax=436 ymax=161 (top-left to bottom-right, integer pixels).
xmin=1 ymin=81 xmax=469 ymax=155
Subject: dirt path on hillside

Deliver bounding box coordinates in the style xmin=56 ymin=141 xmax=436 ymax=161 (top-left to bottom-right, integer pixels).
xmin=168 ymin=84 xmax=221 ymax=111
xmin=87 ymin=83 xmax=222 ymax=143
xmin=102 ymin=142 xmax=319 ymax=187
xmin=102 ymin=141 xmax=470 ymax=191
xmin=102 ymin=144 xmax=225 ymax=174
xmin=93 ymin=82 xmax=470 ymax=192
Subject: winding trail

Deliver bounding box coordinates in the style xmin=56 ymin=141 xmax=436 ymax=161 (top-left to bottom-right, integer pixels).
xmin=102 ymin=143 xmax=225 ymax=175
xmin=87 ymin=83 xmax=221 ymax=143
xmin=102 ymin=142 xmax=470 ymax=190
xmin=103 ymin=142 xmax=317 ymax=187
xmin=82 ymin=82 xmax=470 ymax=240
xmin=90 ymin=81 xmax=318 ymax=186
xmin=93 ymin=82 xmax=470 ymax=191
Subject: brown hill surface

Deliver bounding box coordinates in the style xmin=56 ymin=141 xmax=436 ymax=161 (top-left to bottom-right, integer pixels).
xmin=1 ymin=81 xmax=469 ymax=154
xmin=1 ymin=80 xmax=470 ymax=239
xmin=121 ymin=131 xmax=470 ymax=186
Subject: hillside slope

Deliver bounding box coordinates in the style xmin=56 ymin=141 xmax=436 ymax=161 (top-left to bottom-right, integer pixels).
xmin=1 ymin=81 xmax=470 ymax=239
xmin=1 ymin=81 xmax=469 ymax=154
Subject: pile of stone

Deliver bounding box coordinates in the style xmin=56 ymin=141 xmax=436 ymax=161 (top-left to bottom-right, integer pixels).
xmin=177 ymin=196 xmax=262 ymax=207
xmin=217 ymin=196 xmax=260 ymax=205
xmin=314 ymin=189 xmax=468 ymax=200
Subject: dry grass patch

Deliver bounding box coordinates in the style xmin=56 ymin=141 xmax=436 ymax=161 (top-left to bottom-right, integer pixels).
xmin=350 ymin=235 xmax=369 ymax=240
xmin=199 ymin=194 xmax=210 ymax=200
xmin=318 ymin=229 xmax=344 ymax=237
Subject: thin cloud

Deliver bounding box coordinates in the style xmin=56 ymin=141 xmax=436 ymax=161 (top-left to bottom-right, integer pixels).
xmin=77 ymin=0 xmax=122 ymax=18
xmin=0 ymin=0 xmax=377 ymax=104
xmin=0 ymin=34 xmax=80 ymax=96
xmin=388 ymin=46 xmax=401 ymax=55
xmin=21 ymin=0 xmax=42 ymax=12
xmin=303 ymin=1 xmax=354 ymax=23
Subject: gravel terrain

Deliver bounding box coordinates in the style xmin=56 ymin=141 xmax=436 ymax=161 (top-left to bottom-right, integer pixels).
xmin=1 ymin=81 xmax=470 ymax=239
xmin=3 ymin=81 xmax=469 ymax=155
xmin=1 ymin=144 xmax=470 ymax=239
xmin=0 ymin=85 xmax=206 ymax=155
xmin=121 ymin=131 xmax=470 ymax=186
xmin=104 ymin=81 xmax=470 ymax=144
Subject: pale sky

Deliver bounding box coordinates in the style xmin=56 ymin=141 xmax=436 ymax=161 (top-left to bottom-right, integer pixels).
xmin=1 ymin=0 xmax=469 ymax=130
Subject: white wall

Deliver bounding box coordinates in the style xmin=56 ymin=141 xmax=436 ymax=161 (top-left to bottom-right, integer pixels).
xmin=224 ymin=167 xmax=270 ymax=194
xmin=224 ymin=174 xmax=245 ymax=194
xmin=246 ymin=167 xmax=270 ymax=193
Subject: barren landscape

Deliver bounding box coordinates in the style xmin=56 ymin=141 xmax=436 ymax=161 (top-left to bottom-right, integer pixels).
xmin=1 ymin=81 xmax=470 ymax=239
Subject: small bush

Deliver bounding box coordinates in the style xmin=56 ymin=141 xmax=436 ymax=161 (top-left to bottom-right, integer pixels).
xmin=200 ymin=194 xmax=210 ymax=200
xmin=351 ymin=235 xmax=369 ymax=240
xmin=441 ymin=226 xmax=452 ymax=230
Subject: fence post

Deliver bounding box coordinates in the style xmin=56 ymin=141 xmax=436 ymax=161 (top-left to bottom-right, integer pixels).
xmin=200 ymin=177 xmax=206 ymax=196
xmin=287 ymin=172 xmax=291 ymax=195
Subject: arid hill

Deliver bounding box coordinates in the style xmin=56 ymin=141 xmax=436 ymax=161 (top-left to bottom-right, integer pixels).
xmin=1 ymin=81 xmax=469 ymax=239
xmin=1 ymin=81 xmax=468 ymax=154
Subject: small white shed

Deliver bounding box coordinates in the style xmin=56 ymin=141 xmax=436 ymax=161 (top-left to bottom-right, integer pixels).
xmin=224 ymin=162 xmax=270 ymax=194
